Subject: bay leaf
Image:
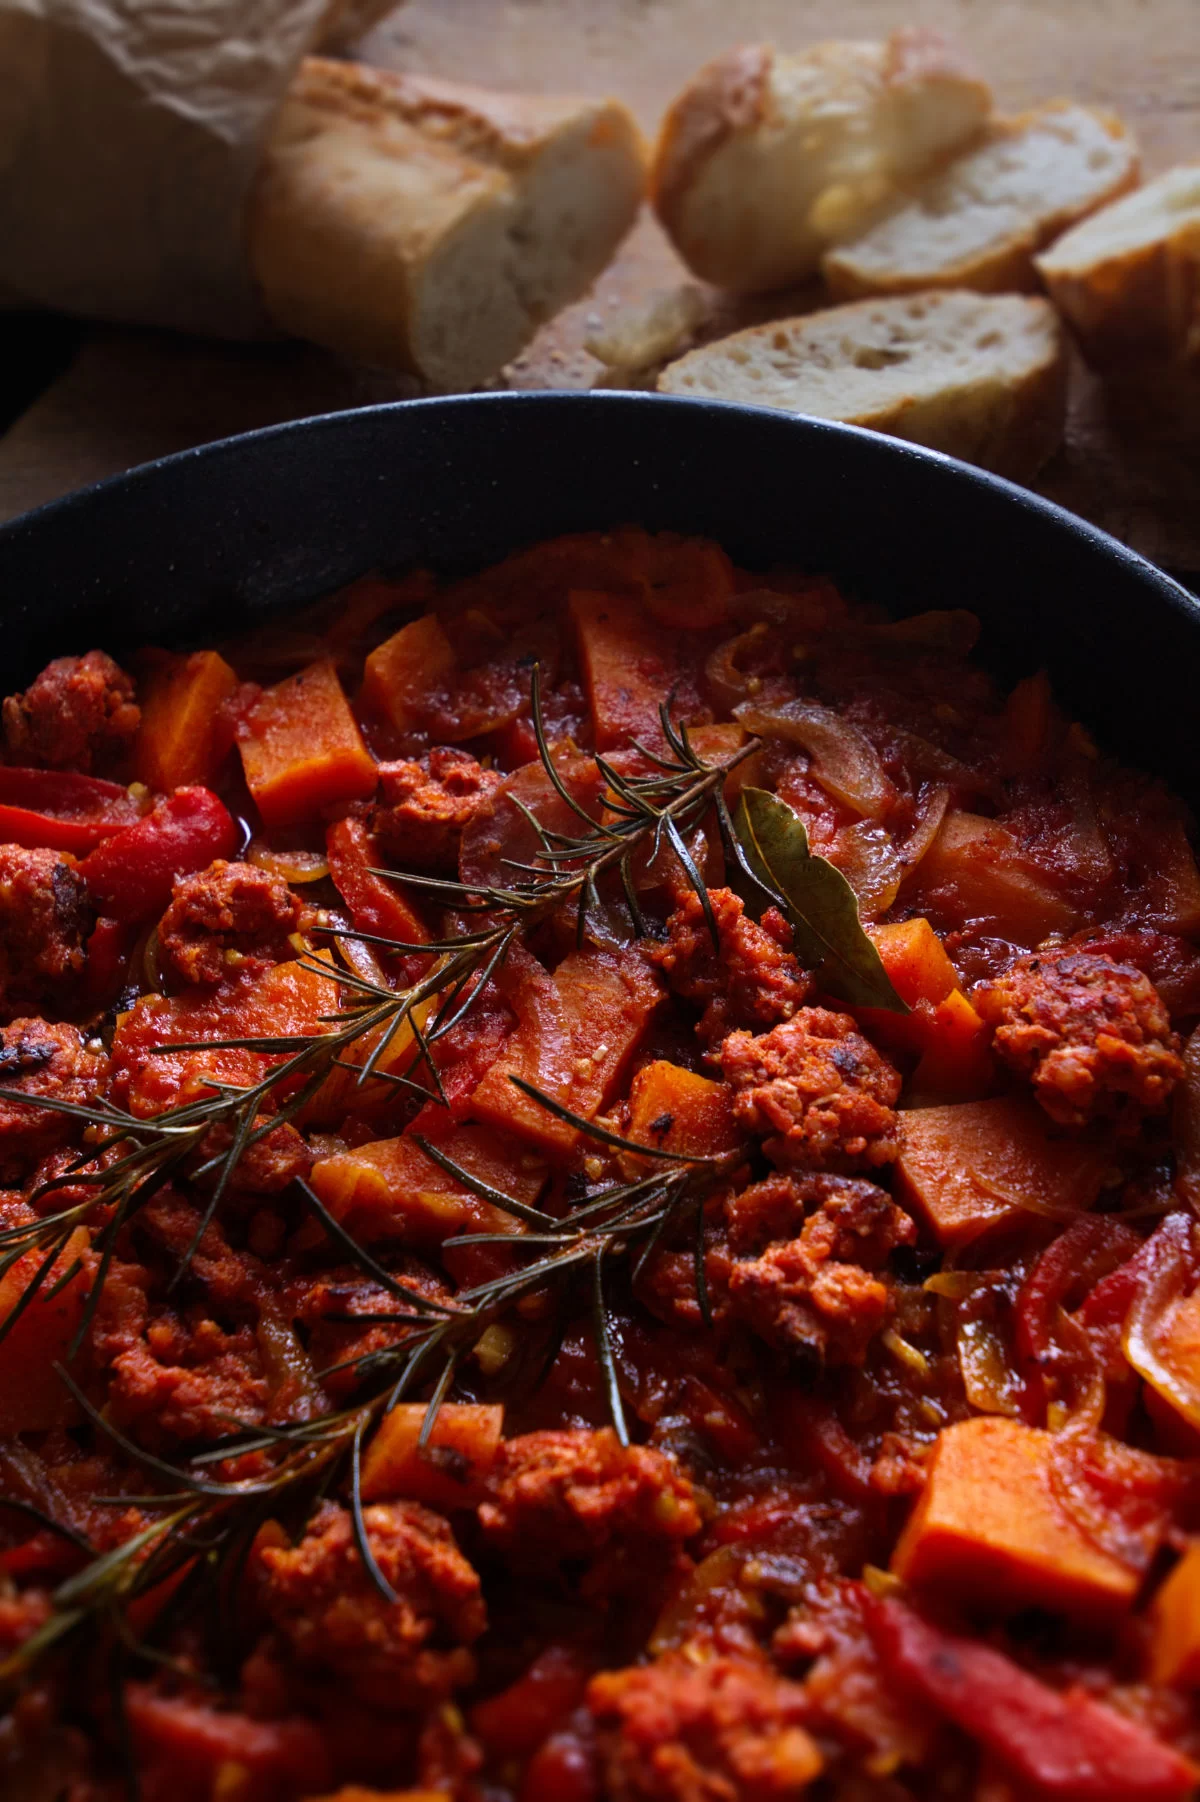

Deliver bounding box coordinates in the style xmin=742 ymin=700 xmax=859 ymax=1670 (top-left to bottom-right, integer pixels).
xmin=733 ymin=786 xmax=908 ymax=1013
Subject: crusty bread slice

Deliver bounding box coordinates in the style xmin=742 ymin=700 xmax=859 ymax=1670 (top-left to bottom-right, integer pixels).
xmin=249 ymin=57 xmax=646 ymax=388
xmin=1035 ymin=164 xmax=1200 ymax=368
xmin=823 ymin=101 xmax=1138 ymax=300
xmin=651 ymin=29 xmax=991 ymax=293
xmin=657 ymin=290 xmax=1066 ymax=481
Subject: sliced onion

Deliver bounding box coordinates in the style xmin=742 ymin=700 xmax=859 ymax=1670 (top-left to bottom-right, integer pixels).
xmin=897 ymin=785 xmax=949 ymax=885
xmin=247 ymin=842 xmax=331 ymax=883
xmin=1123 ymin=1212 xmax=1200 ymax=1429
xmin=826 ymin=821 xmax=904 ymax=918
xmin=705 ymin=626 xmax=773 ymax=712
xmin=958 ymin=1314 xmax=1024 ymax=1417
xmin=735 ymin=699 xmax=894 ymax=819
xmin=870 ymin=610 xmax=981 ymax=655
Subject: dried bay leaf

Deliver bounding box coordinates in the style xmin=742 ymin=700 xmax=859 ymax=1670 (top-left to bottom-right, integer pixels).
xmin=733 ymin=786 xmax=908 ymax=1013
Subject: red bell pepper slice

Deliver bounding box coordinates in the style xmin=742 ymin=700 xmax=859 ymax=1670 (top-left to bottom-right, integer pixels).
xmin=866 ymin=1595 xmax=1197 ymax=1801
xmin=78 ymin=786 xmax=238 ymax=924
xmin=326 ymin=816 xmax=431 ymax=951
xmin=0 ymin=767 xmax=142 ymax=854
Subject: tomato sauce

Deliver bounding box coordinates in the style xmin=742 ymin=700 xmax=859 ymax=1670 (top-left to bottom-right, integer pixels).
xmin=0 ymin=527 xmax=1198 ymax=1801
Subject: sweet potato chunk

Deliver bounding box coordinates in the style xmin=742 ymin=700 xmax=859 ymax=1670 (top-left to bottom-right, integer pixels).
xmin=362 ymin=613 xmax=456 ymax=738
xmin=361 ymin=1403 xmax=505 ymax=1509
xmin=238 ymin=659 xmax=376 ymax=829
xmin=910 ymin=811 xmax=1079 ymax=944
xmin=134 ymin=649 xmax=237 ymax=792
xmin=892 ymin=1416 xmax=1141 ymax=1620
xmin=627 ymin=1060 xmax=743 ymax=1160
xmin=1149 ymin=1540 xmax=1200 ymax=1687
xmin=894 ymin=1095 xmax=1110 ymax=1248
xmin=309 ymin=1122 xmax=546 ymax=1243
xmin=570 ymin=590 xmax=688 ymax=751
xmin=470 ymin=947 xmax=662 ymax=1156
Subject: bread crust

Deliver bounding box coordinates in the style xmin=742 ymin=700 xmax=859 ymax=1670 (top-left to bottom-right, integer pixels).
xmin=1035 ymin=166 xmax=1200 ymax=369
xmin=249 ymin=57 xmax=646 ymax=387
xmin=657 ymin=291 xmax=1066 ymax=484
xmin=650 ymin=44 xmax=773 ymax=224
xmin=651 ymin=30 xmax=990 ymax=294
xmin=824 ymin=102 xmax=1139 ymax=302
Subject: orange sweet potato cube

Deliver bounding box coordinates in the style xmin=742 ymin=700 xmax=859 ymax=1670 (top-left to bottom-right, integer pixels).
xmin=1149 ymin=1540 xmax=1200 ymax=1686
xmin=360 ymin=1402 xmax=504 ymax=1509
xmin=627 ymin=1061 xmax=744 ymax=1160
xmin=909 ymin=811 xmax=1079 ymax=943
xmin=361 ymin=613 xmax=457 ymax=738
xmin=894 ymin=1095 xmax=1110 ymax=1248
xmin=238 ymin=659 xmax=376 ymax=829
xmin=892 ymin=1416 xmax=1141 ymax=1620
xmin=309 ymin=1123 xmax=546 ymax=1243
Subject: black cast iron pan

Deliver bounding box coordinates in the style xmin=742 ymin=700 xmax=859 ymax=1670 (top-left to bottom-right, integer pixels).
xmin=0 ymin=392 xmax=1195 ymax=805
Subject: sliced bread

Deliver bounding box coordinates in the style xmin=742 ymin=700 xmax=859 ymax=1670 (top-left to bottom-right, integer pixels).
xmin=1035 ymin=164 xmax=1200 ymax=368
xmin=249 ymin=58 xmax=646 ymax=388
xmin=651 ymin=29 xmax=991 ymax=293
xmin=657 ymin=290 xmax=1067 ymax=481
xmin=823 ymin=101 xmax=1139 ymax=300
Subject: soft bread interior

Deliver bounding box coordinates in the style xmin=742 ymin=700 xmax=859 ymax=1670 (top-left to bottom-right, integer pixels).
xmin=411 ymin=108 xmax=645 ymax=388
xmin=826 ymin=104 xmax=1135 ymax=284
xmin=659 ymin=291 xmax=1057 ymax=419
xmin=1038 ymin=163 xmax=1200 ymax=267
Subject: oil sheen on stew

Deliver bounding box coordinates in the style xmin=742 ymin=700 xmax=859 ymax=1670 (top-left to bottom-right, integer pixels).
xmin=1 ymin=528 xmax=1199 ymax=1802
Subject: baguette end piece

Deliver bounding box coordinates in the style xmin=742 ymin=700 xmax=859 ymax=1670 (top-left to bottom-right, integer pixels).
xmin=249 ymin=57 xmax=647 ymax=389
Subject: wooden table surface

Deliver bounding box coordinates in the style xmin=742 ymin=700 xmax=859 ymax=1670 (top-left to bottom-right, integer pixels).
xmin=2 ymin=0 xmax=1199 ymax=573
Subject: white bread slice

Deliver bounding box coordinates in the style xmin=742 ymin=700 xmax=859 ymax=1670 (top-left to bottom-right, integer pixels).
xmin=651 ymin=29 xmax=991 ymax=294
xmin=1035 ymin=164 xmax=1200 ymax=368
xmin=657 ymin=290 xmax=1066 ymax=481
xmin=823 ymin=102 xmax=1139 ymax=300
xmin=249 ymin=57 xmax=646 ymax=388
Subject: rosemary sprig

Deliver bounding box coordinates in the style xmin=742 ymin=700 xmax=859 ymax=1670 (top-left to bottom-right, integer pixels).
xmin=0 ymin=678 xmax=755 ymax=1690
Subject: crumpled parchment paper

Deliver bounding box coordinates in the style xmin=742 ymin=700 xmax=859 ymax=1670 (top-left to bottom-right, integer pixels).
xmin=0 ymin=0 xmax=399 ymax=337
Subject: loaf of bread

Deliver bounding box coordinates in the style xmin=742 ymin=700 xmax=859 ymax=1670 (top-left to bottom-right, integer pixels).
xmin=657 ymin=290 xmax=1067 ymax=481
xmin=249 ymin=57 xmax=647 ymax=388
xmin=1035 ymin=164 xmax=1200 ymax=368
xmin=823 ymin=102 xmax=1138 ymax=300
xmin=651 ymin=29 xmax=991 ymax=294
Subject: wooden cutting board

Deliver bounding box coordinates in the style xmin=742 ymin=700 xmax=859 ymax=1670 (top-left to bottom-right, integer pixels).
xmin=2 ymin=0 xmax=1199 ymax=573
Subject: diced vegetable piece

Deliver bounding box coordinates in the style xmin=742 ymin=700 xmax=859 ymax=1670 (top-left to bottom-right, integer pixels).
xmin=239 ymin=659 xmax=377 ymax=829
xmin=127 ymin=1687 xmax=333 ymax=1802
xmin=570 ymin=590 xmax=687 ymax=751
xmin=301 ymin=994 xmax=437 ymax=1128
xmin=326 ymin=816 xmax=430 ymax=948
xmin=910 ymin=811 xmax=1079 ymax=943
xmin=1122 ymin=1214 xmax=1200 ymax=1435
xmin=362 ymin=613 xmax=456 ymax=737
xmin=0 ymin=766 xmax=142 ymax=854
xmin=870 ymin=917 xmax=959 ymax=1009
xmin=1149 ymin=1540 xmax=1200 ymax=1686
xmin=134 ymin=649 xmax=238 ymax=791
xmin=627 ymin=1060 xmax=743 ymax=1159
xmin=470 ymin=1645 xmax=592 ymax=1761
xmin=869 ymin=1595 xmax=1197 ymax=1802
xmin=908 ymin=989 xmax=995 ymax=1102
xmin=360 ymin=1401 xmax=504 ymax=1507
xmin=891 ymin=1417 xmax=1142 ymax=1619
xmin=1147 ymin=819 xmax=1200 ymax=935
xmin=0 ymin=1226 xmax=89 ymax=1432
xmin=114 ymin=955 xmax=341 ymax=1117
xmin=309 ymin=1122 xmax=546 ymax=1242
xmin=470 ymin=946 xmax=662 ymax=1155
xmin=77 ymin=786 xmax=238 ymax=923
xmin=640 ymin=537 xmax=735 ymax=630
xmin=894 ymin=1096 xmax=1110 ymax=1248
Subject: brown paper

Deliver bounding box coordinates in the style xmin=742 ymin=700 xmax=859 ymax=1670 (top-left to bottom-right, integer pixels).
xmin=0 ymin=0 xmax=400 ymax=338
